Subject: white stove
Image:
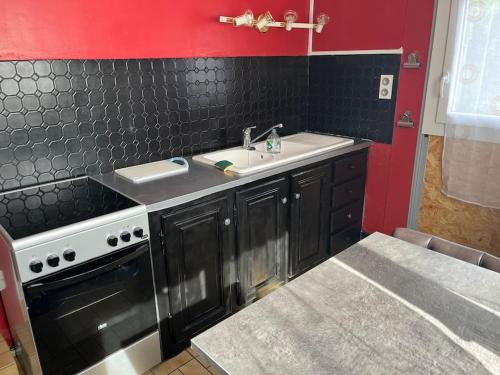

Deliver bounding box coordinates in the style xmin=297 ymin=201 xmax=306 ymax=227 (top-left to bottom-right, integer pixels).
xmin=0 ymin=176 xmax=161 ymax=375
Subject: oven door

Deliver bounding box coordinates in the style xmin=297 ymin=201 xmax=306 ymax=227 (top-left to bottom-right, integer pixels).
xmin=23 ymin=242 xmax=158 ymax=375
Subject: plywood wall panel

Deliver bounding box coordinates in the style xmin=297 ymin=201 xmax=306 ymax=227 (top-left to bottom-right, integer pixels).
xmin=418 ymin=136 xmax=500 ymax=257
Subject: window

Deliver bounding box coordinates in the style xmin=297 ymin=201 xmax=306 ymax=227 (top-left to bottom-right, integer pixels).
xmin=422 ymin=0 xmax=500 ymax=135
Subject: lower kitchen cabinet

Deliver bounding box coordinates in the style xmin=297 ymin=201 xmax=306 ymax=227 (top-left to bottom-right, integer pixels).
xmin=330 ymin=151 xmax=368 ymax=254
xmin=235 ymin=177 xmax=289 ymax=305
xmin=289 ymin=163 xmax=331 ymax=278
xmin=148 ymin=148 xmax=368 ymax=358
xmin=159 ymin=194 xmax=234 ymax=351
xmin=330 ymin=224 xmax=362 ymax=254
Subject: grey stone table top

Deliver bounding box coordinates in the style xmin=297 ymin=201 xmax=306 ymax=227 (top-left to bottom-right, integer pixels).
xmin=192 ymin=232 xmax=500 ymax=375
xmin=93 ymin=138 xmax=370 ymax=213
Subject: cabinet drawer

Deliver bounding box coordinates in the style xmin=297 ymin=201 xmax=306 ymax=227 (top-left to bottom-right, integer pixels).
xmin=332 ymin=177 xmax=364 ymax=209
xmin=330 ymin=200 xmax=363 ymax=233
xmin=330 ymin=225 xmax=361 ymax=255
xmin=332 ymin=153 xmax=366 ymax=184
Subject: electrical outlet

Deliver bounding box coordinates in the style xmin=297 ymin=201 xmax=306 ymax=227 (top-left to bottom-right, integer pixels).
xmin=379 ymin=74 xmax=394 ymax=100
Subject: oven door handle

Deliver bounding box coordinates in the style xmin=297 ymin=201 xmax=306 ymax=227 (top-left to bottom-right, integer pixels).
xmin=26 ymin=244 xmax=149 ymax=293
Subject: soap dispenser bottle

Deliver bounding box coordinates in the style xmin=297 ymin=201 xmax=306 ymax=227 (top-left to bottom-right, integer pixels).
xmin=266 ymin=128 xmax=281 ymax=153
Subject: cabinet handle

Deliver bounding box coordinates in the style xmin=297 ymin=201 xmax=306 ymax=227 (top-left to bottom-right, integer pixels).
xmin=347 ymin=213 xmax=352 ymax=219
xmin=295 ymin=193 xmax=301 ymax=200
xmin=224 ymin=218 xmax=231 ymax=226
xmin=282 ymin=197 xmax=288 ymax=204
xmin=347 ymin=189 xmax=353 ymax=194
xmin=349 ymin=164 xmax=356 ymax=170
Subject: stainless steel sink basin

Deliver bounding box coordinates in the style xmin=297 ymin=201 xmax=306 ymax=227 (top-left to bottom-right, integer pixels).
xmin=192 ymin=132 xmax=354 ymax=175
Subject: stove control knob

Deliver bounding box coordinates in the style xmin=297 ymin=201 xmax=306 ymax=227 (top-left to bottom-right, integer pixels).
xmin=29 ymin=260 xmax=43 ymax=274
xmin=63 ymin=249 xmax=76 ymax=262
xmin=47 ymin=254 xmax=60 ymax=267
xmin=133 ymin=227 xmax=144 ymax=238
xmin=107 ymin=235 xmax=118 ymax=247
xmin=121 ymin=232 xmax=131 ymax=242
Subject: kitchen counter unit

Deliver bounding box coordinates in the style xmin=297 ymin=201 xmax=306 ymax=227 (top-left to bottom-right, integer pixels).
xmin=191 ymin=232 xmax=500 ymax=375
xmin=94 ymin=138 xmax=370 ymax=213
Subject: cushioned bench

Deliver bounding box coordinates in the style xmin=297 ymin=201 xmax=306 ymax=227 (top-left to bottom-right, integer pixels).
xmin=393 ymin=228 xmax=500 ymax=274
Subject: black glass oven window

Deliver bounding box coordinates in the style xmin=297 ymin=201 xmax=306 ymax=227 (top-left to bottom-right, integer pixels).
xmin=0 ymin=177 xmax=138 ymax=239
xmin=24 ymin=244 xmax=157 ymax=375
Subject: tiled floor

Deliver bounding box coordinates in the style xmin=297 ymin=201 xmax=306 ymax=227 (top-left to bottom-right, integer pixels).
xmin=0 ymin=337 xmax=20 ymax=375
xmin=145 ymin=347 xmax=220 ymax=375
xmin=10 ymin=341 xmax=217 ymax=375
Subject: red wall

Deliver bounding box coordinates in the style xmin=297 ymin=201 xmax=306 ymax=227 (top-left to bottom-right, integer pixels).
xmin=382 ymin=0 xmax=435 ymax=233
xmin=0 ymin=0 xmax=310 ymax=60
xmin=0 ymin=301 xmax=10 ymax=346
xmin=313 ymin=1 xmax=407 ymax=52
xmin=313 ymin=0 xmax=435 ymax=235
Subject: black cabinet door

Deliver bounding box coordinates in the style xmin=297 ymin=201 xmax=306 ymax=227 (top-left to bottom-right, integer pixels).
xmin=289 ymin=163 xmax=331 ymax=278
xmin=161 ymin=195 xmax=233 ymax=344
xmin=236 ymin=177 xmax=289 ymax=305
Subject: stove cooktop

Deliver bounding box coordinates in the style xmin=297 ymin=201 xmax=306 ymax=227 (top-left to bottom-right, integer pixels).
xmin=0 ymin=177 xmax=139 ymax=240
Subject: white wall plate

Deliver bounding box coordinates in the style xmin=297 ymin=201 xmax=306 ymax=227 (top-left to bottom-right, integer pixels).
xmin=379 ymin=74 xmax=394 ymax=100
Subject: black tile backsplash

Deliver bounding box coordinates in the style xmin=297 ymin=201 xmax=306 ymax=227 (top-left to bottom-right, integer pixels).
xmin=308 ymin=55 xmax=400 ymax=144
xmin=0 ymin=54 xmax=399 ymax=192
xmin=0 ymin=57 xmax=308 ymax=191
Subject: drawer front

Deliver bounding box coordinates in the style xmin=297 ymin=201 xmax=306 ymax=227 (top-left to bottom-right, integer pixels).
xmin=332 ymin=177 xmax=364 ymax=209
xmin=331 ymin=200 xmax=363 ymax=234
xmin=331 ymin=225 xmax=361 ymax=255
xmin=333 ymin=153 xmax=366 ymax=184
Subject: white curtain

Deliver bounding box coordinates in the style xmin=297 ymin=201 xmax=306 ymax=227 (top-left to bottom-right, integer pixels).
xmin=443 ymin=0 xmax=500 ymax=208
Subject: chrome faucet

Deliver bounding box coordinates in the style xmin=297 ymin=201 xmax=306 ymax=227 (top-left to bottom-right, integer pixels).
xmin=242 ymin=123 xmax=284 ymax=150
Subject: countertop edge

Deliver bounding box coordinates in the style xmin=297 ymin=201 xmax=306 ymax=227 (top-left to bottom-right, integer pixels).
xmin=190 ymin=342 xmax=231 ymax=375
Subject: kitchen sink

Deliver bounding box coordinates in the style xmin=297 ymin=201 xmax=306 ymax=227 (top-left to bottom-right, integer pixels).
xmin=193 ymin=132 xmax=355 ymax=174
